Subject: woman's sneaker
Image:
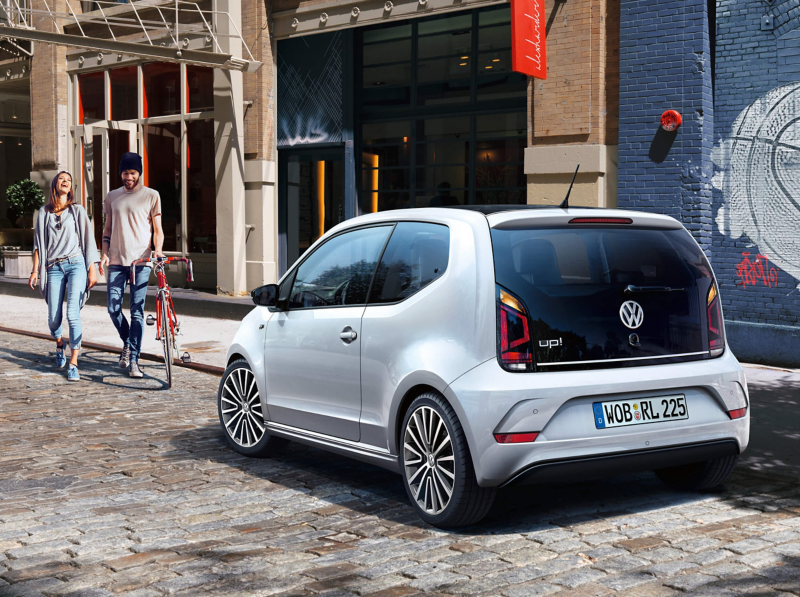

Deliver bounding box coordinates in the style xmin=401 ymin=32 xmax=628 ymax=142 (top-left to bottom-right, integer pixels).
xmin=119 ymin=345 xmax=131 ymax=368
xmin=55 ymin=345 xmax=66 ymax=368
xmin=67 ymin=365 xmax=80 ymax=382
xmin=129 ymin=361 xmax=143 ymax=378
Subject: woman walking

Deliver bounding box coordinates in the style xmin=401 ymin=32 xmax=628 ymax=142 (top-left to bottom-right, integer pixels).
xmin=28 ymin=172 xmax=99 ymax=381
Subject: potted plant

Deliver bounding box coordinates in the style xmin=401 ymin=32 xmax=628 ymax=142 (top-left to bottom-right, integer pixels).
xmin=4 ymin=179 xmax=45 ymax=279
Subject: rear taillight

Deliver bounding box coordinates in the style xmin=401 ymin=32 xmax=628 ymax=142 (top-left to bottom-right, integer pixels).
xmin=497 ymin=285 xmax=534 ymax=372
xmin=707 ymin=282 xmax=725 ymax=358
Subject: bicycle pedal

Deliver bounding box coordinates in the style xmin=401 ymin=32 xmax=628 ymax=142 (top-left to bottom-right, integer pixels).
xmin=146 ymin=315 xmax=156 ymax=326
xmin=181 ymin=352 xmax=192 ymax=364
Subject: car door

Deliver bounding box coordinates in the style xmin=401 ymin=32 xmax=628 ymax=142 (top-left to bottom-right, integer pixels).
xmin=264 ymin=225 xmax=393 ymax=441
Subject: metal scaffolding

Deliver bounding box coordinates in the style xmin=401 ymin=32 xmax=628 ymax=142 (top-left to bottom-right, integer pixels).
xmin=0 ymin=0 xmax=261 ymax=71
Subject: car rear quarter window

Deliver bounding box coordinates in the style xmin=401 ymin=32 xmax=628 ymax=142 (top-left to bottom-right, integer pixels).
xmin=368 ymin=222 xmax=450 ymax=304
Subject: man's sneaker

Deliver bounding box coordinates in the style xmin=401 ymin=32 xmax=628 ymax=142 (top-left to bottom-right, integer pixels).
xmin=119 ymin=345 xmax=131 ymax=368
xmin=129 ymin=361 xmax=144 ymax=378
xmin=67 ymin=365 xmax=80 ymax=382
xmin=55 ymin=345 xmax=66 ymax=368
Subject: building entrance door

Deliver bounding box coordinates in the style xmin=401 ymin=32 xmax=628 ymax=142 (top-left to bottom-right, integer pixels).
xmin=278 ymin=148 xmax=345 ymax=274
xmin=75 ymin=122 xmax=137 ymax=249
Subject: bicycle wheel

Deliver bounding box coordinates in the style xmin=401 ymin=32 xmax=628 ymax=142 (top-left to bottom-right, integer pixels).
xmin=159 ymin=294 xmax=174 ymax=388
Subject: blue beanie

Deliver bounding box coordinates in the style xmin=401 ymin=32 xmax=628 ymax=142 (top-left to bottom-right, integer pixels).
xmin=119 ymin=152 xmax=143 ymax=176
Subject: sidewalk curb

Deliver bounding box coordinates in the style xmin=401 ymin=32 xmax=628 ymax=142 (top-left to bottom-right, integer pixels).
xmin=0 ymin=325 xmax=224 ymax=376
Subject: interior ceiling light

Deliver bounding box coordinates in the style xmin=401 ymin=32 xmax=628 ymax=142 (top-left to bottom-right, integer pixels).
xmin=460 ymin=63 xmax=467 ymax=66
xmin=461 ymin=56 xmax=468 ymax=59
xmin=373 ymin=81 xmax=385 ymax=86
xmin=485 ymin=66 xmax=492 ymax=69
xmin=493 ymin=58 xmax=500 ymax=62
xmin=12 ymin=103 xmax=17 ymax=119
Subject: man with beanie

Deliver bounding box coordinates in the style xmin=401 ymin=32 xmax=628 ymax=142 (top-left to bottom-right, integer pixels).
xmin=98 ymin=152 xmax=164 ymax=378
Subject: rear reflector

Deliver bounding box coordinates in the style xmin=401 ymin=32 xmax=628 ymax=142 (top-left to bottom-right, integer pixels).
xmin=569 ymin=217 xmax=633 ymax=225
xmin=494 ymin=432 xmax=539 ymax=444
xmin=728 ymin=408 xmax=746 ymax=420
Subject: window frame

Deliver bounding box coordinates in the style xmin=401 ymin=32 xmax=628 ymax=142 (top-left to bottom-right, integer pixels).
xmin=366 ymin=221 xmax=452 ymax=306
xmin=280 ymin=223 xmax=397 ymax=312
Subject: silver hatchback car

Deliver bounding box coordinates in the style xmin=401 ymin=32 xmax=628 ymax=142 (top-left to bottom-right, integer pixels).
xmin=218 ymin=206 xmax=749 ymax=528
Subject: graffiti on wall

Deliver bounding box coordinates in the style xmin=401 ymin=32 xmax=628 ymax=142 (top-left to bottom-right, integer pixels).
xmin=277 ymin=32 xmax=343 ymax=147
xmin=735 ymin=252 xmax=779 ymax=288
xmin=713 ymin=82 xmax=800 ymax=289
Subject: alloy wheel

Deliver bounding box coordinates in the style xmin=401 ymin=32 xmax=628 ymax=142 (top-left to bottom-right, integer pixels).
xmin=220 ymin=367 xmax=265 ymax=447
xmin=403 ymin=405 xmax=456 ymax=515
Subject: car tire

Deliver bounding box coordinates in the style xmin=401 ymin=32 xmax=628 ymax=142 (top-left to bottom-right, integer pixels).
xmin=218 ymin=359 xmax=287 ymax=458
xmin=655 ymin=454 xmax=738 ymax=491
xmin=400 ymin=392 xmax=496 ymax=528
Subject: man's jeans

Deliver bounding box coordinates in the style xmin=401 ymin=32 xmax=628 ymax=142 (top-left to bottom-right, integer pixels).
xmin=47 ymin=255 xmax=87 ymax=350
xmin=107 ymin=265 xmax=150 ymax=362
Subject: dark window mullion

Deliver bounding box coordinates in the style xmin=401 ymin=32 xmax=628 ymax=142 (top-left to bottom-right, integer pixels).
xmin=469 ymin=114 xmax=476 ymax=205
xmin=469 ymin=11 xmax=478 ymax=206
xmin=410 ymin=20 xmax=418 ymax=208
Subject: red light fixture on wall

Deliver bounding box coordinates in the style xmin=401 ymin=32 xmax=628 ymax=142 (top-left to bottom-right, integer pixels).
xmin=661 ymin=110 xmax=682 ymax=132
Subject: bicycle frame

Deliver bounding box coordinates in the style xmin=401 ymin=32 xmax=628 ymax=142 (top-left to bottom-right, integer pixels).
xmin=130 ymin=256 xmax=194 ymax=353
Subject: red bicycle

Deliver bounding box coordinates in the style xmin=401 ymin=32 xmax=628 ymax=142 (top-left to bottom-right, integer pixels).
xmin=131 ymin=256 xmax=194 ymax=388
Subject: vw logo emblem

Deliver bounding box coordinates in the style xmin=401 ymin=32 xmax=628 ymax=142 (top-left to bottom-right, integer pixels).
xmin=620 ymin=300 xmax=644 ymax=329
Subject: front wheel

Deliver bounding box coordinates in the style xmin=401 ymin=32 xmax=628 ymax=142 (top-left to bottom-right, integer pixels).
xmin=655 ymin=454 xmax=739 ymax=491
xmin=218 ymin=359 xmax=287 ymax=457
xmin=400 ymin=392 xmax=495 ymax=528
xmin=158 ymin=295 xmax=173 ymax=388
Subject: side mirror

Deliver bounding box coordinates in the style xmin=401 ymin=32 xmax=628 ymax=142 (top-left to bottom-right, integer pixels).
xmin=251 ymin=284 xmax=278 ymax=307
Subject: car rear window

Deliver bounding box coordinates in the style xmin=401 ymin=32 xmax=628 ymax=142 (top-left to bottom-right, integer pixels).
xmin=491 ymin=226 xmax=715 ymax=371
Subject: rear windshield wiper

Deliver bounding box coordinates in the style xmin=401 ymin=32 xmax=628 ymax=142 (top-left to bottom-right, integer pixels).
xmin=624 ymin=285 xmax=686 ymax=294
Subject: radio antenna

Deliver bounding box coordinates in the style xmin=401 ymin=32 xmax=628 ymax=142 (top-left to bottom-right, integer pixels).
xmin=559 ymin=163 xmax=580 ymax=209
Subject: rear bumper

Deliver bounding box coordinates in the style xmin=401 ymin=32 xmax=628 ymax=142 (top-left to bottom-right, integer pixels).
xmin=444 ymin=348 xmax=749 ymax=487
xmin=503 ymin=439 xmax=740 ymax=487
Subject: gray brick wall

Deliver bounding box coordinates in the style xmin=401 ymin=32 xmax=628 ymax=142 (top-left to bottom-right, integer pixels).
xmin=617 ymin=0 xmax=715 ymax=255
xmin=712 ymin=0 xmax=800 ymax=328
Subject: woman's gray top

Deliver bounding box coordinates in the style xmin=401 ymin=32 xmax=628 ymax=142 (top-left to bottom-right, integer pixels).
xmin=37 ymin=208 xmax=81 ymax=264
xmin=33 ymin=203 xmax=100 ymax=306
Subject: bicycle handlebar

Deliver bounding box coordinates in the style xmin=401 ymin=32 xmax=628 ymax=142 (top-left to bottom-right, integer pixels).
xmin=130 ymin=256 xmax=194 ymax=286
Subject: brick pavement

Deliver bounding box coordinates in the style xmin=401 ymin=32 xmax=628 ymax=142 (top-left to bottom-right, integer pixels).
xmin=1 ymin=330 xmax=799 ymax=597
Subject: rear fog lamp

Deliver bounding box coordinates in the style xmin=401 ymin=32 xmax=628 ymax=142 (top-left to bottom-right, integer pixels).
xmin=494 ymin=432 xmax=539 ymax=444
xmin=728 ymin=408 xmax=746 ymax=420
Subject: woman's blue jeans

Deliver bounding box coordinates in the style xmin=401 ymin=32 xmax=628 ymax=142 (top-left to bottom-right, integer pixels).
xmin=46 ymin=255 xmax=87 ymax=350
xmin=107 ymin=265 xmax=150 ymax=363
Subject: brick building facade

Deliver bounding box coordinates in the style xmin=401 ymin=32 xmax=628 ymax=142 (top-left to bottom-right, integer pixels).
xmin=2 ymin=0 xmax=797 ymax=365
xmin=617 ymin=0 xmax=800 ymax=366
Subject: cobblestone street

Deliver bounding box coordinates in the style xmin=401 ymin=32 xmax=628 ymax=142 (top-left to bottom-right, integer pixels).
xmin=1 ymin=330 xmax=799 ymax=597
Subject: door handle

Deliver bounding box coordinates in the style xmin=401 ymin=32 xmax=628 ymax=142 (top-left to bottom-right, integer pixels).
xmin=340 ymin=327 xmax=357 ymax=342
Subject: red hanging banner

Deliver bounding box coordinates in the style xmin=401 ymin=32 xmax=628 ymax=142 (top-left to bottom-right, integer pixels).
xmin=510 ymin=0 xmax=547 ymax=80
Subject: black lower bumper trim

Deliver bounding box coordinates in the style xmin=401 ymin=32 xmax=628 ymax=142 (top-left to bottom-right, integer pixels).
xmin=502 ymin=439 xmax=741 ymax=487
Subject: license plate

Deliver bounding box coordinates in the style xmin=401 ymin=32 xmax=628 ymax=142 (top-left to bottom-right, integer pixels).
xmin=593 ymin=395 xmax=688 ymax=429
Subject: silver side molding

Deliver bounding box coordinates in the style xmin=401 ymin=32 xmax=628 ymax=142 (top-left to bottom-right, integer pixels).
xmin=265 ymin=421 xmax=400 ymax=472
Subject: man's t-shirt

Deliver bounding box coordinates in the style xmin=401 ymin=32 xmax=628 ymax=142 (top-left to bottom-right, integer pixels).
xmin=102 ymin=182 xmax=161 ymax=266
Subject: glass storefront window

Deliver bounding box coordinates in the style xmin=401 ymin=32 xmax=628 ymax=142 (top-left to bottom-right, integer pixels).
xmin=143 ymin=63 xmax=181 ymax=117
xmin=475 ymin=111 xmax=526 ymax=205
xmin=361 ymin=22 xmax=412 ymax=109
xmin=110 ymin=66 xmax=137 ymax=120
xmin=187 ymin=119 xmax=216 ymax=253
xmin=78 ymin=72 xmax=104 ymax=123
xmin=187 ymin=66 xmax=214 ymax=113
xmin=144 ymin=123 xmax=181 ymax=251
xmin=361 ymin=121 xmax=411 ymax=213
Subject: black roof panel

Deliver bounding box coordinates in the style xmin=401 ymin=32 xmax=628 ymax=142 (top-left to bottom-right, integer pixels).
xmin=431 ymin=204 xmax=599 ymax=215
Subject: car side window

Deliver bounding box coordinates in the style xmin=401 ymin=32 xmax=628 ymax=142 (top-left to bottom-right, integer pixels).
xmin=368 ymin=222 xmax=449 ymax=304
xmin=288 ymin=226 xmax=392 ymax=309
